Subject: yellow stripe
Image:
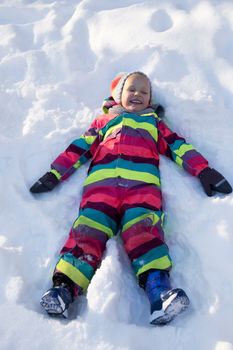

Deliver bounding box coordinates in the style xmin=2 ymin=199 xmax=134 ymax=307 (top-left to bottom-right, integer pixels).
xmin=73 ymin=215 xmax=113 ymax=238
xmin=80 ymin=135 xmax=97 ymax=145
xmin=84 ymin=168 xmax=160 ymax=187
xmin=104 ymin=123 xmax=122 ymax=140
xmin=174 ymin=144 xmax=194 ymax=158
xmin=50 ymin=169 xmax=61 ymax=180
xmin=123 ymin=118 xmax=158 ymax=141
xmin=175 ymin=156 xmax=183 ymax=167
xmin=122 ymin=212 xmax=160 ymax=232
xmin=56 ymin=259 xmax=89 ymax=290
xmin=136 ymin=256 xmax=172 ymax=276
xmin=161 ymin=212 xmax=165 ymax=225
xmin=73 ymin=160 xmax=81 ymax=169
xmin=140 ymin=112 xmax=158 ymax=118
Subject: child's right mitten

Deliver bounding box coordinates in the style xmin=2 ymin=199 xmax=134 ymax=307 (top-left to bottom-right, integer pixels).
xmin=198 ymin=167 xmax=232 ymax=197
xmin=30 ymin=172 xmax=59 ymax=193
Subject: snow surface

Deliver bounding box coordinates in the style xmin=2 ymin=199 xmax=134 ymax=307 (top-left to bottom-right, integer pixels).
xmin=0 ymin=1 xmax=233 ymax=349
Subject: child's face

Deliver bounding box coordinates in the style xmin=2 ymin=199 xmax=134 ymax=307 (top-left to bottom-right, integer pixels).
xmin=121 ymin=74 xmax=151 ymax=112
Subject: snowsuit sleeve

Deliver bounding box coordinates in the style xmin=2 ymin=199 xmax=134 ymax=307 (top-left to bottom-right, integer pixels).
xmin=50 ymin=118 xmax=103 ymax=181
xmin=157 ymin=119 xmax=209 ymax=176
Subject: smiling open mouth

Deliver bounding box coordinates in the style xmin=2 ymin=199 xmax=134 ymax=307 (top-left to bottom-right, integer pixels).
xmin=130 ymin=100 xmax=142 ymax=104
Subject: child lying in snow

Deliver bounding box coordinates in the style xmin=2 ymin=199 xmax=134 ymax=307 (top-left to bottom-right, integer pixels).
xmin=30 ymin=72 xmax=232 ymax=325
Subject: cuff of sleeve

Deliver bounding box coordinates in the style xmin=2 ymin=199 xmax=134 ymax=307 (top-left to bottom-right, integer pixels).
xmin=196 ymin=164 xmax=210 ymax=177
xmin=51 ymin=169 xmax=62 ymax=181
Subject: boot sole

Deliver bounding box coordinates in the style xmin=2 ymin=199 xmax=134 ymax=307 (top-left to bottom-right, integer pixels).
xmin=40 ymin=294 xmax=68 ymax=318
xmin=150 ymin=293 xmax=190 ymax=326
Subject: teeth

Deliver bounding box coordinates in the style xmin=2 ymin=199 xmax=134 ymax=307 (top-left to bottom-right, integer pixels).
xmin=131 ymin=100 xmax=141 ymax=104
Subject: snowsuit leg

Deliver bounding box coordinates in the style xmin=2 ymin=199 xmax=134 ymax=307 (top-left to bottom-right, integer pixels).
xmin=120 ymin=182 xmax=172 ymax=284
xmin=54 ymin=180 xmax=121 ymax=293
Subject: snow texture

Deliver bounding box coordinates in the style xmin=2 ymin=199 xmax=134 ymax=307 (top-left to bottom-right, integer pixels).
xmin=0 ymin=1 xmax=233 ymax=349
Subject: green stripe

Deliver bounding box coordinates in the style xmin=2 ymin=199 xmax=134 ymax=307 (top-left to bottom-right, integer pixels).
xmin=89 ymin=159 xmax=159 ymax=177
xmin=73 ymin=160 xmax=81 ymax=169
xmin=173 ymin=143 xmax=194 ymax=158
xmin=121 ymin=208 xmax=163 ymax=226
xmin=73 ymin=215 xmax=114 ymax=238
xmin=124 ymin=113 xmax=156 ymax=125
xmin=123 ymin=117 xmax=158 ymax=141
xmin=175 ymin=156 xmax=183 ymax=167
xmin=101 ymin=116 xmax=123 ymax=135
xmin=122 ymin=211 xmax=160 ymax=232
xmin=101 ymin=113 xmax=158 ymax=141
xmin=170 ymin=139 xmax=184 ymax=152
xmin=80 ymin=135 xmax=97 ymax=145
xmin=79 ymin=207 xmax=117 ymax=232
xmin=73 ymin=153 xmax=92 ymax=169
xmin=141 ymin=112 xmax=158 ymax=119
xmin=72 ymin=138 xmax=90 ymax=151
xmin=132 ymin=244 xmax=171 ymax=275
xmin=61 ymin=253 xmax=94 ymax=280
xmin=136 ymin=256 xmax=172 ymax=276
xmin=51 ymin=169 xmax=61 ymax=180
xmin=84 ymin=168 xmax=160 ymax=187
xmin=103 ymin=123 xmax=122 ymax=140
xmin=56 ymin=259 xmax=90 ymax=290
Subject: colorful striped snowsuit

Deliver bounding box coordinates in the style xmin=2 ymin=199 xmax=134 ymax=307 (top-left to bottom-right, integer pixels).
xmin=51 ymin=111 xmax=208 ymax=293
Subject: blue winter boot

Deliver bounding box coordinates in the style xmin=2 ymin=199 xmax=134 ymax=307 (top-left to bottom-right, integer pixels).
xmin=145 ymin=270 xmax=190 ymax=325
xmin=40 ymin=283 xmax=73 ymax=318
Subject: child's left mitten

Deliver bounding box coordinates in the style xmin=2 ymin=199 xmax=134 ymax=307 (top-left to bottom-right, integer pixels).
xmin=198 ymin=167 xmax=232 ymax=197
xmin=30 ymin=172 xmax=59 ymax=193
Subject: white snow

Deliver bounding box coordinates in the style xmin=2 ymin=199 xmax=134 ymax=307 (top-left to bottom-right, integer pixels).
xmin=0 ymin=1 xmax=233 ymax=349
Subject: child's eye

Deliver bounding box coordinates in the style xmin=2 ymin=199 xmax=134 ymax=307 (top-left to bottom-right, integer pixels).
xmin=141 ymin=91 xmax=148 ymax=95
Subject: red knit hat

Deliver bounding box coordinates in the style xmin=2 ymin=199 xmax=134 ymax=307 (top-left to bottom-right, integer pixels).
xmin=110 ymin=72 xmax=128 ymax=103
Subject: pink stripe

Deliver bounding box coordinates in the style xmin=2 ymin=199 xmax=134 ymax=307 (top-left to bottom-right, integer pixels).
xmin=93 ymin=142 xmax=157 ymax=163
xmin=186 ymin=156 xmax=208 ymax=176
xmin=122 ymin=133 xmax=155 ymax=149
xmin=92 ymin=113 xmax=118 ymax=129
xmin=54 ymin=151 xmax=79 ymax=168
xmin=158 ymin=121 xmax=173 ymax=138
xmin=61 ymin=233 xmax=76 ymax=250
xmin=76 ymin=236 xmax=105 ymax=260
xmin=123 ymin=192 xmax=161 ymax=208
xmin=124 ymin=233 xmax=155 ymax=253
xmin=122 ymin=222 xmax=161 ymax=243
xmin=81 ymin=190 xmax=121 ymax=208
xmin=123 ymin=186 xmax=162 ymax=208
